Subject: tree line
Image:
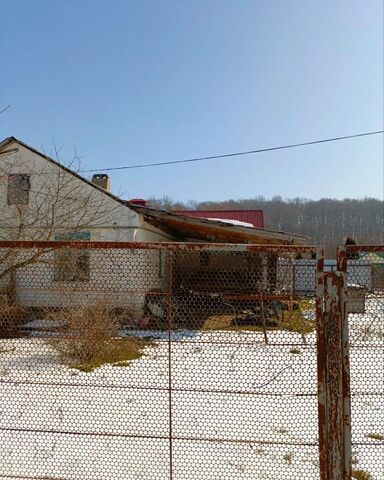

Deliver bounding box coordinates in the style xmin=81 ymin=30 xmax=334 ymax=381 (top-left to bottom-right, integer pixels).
xmin=147 ymin=196 xmax=383 ymax=257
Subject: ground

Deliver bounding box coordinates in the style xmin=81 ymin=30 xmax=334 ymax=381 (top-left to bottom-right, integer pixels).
xmin=0 ymin=296 xmax=382 ymax=480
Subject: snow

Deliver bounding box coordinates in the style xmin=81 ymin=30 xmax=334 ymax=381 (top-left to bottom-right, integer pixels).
xmin=22 ymin=319 xmax=65 ymax=329
xmin=0 ymin=297 xmax=382 ymax=479
xmin=206 ymin=218 xmax=255 ymax=228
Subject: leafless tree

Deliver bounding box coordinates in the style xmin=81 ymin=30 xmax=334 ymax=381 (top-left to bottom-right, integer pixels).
xmin=0 ymin=104 xmax=11 ymax=115
xmin=0 ymin=143 xmax=122 ymax=287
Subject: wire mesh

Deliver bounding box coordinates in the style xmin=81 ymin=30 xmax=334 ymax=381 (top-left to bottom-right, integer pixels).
xmin=342 ymin=246 xmax=384 ymax=480
xmin=0 ymin=242 xmax=321 ymax=479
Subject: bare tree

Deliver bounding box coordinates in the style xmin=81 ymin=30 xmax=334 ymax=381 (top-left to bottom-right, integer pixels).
xmin=0 ymin=142 xmax=123 ymax=286
xmin=0 ymin=104 xmax=11 ymax=115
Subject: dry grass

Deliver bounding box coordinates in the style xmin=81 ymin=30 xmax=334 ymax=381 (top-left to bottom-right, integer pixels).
xmin=201 ymin=317 xmax=269 ymax=333
xmin=49 ymin=303 xmax=120 ymax=363
xmin=48 ymin=303 xmax=152 ymax=372
xmin=283 ymin=452 xmax=293 ymax=464
xmin=366 ymin=432 xmax=384 ymax=441
xmin=280 ymin=299 xmax=315 ymax=334
xmin=289 ymin=347 xmax=302 ymax=355
xmin=68 ymin=337 xmax=155 ymax=372
xmin=299 ymin=299 xmax=316 ymax=311
xmin=276 ymin=427 xmax=288 ymax=434
xmin=0 ymin=295 xmax=28 ymax=338
xmin=202 ymin=315 xmax=236 ymax=331
xmin=352 ymin=469 xmax=373 ymax=480
xmin=201 ymin=298 xmax=315 ymax=335
xmin=0 ymin=347 xmax=16 ymax=354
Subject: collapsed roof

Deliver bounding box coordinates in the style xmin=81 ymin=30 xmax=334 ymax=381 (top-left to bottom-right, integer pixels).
xmin=1 ymin=136 xmax=311 ymax=246
xmin=128 ymin=204 xmax=310 ymax=245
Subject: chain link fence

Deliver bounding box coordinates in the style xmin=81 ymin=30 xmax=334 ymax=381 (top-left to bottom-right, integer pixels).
xmin=340 ymin=246 xmax=384 ymax=480
xmin=0 ymin=242 xmax=321 ymax=479
xmin=0 ymin=241 xmax=382 ymax=479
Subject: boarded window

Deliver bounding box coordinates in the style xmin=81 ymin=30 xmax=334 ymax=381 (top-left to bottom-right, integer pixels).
xmin=54 ymin=232 xmax=91 ymax=282
xmin=7 ymin=174 xmax=30 ymax=205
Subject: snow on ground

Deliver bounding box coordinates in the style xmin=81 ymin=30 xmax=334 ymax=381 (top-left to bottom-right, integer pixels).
xmin=0 ymin=296 xmax=382 ymax=479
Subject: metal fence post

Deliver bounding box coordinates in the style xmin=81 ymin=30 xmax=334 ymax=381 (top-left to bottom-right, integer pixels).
xmin=337 ymin=246 xmax=352 ymax=480
xmin=317 ymin=247 xmax=351 ymax=480
xmin=316 ymin=248 xmax=327 ymax=478
xmin=167 ymin=250 xmax=175 ymax=480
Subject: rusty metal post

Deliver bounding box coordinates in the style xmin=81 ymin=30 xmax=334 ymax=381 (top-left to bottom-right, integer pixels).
xmin=316 ymin=248 xmax=327 ymax=478
xmin=167 ymin=250 xmax=175 ymax=480
xmin=337 ymin=246 xmax=352 ymax=480
xmin=317 ymin=247 xmax=351 ymax=480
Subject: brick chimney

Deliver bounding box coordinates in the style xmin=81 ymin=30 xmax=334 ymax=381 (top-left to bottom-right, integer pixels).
xmin=91 ymin=174 xmax=110 ymax=191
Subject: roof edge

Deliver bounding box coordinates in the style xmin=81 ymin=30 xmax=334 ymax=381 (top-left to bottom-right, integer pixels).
xmin=0 ymin=136 xmax=131 ymax=210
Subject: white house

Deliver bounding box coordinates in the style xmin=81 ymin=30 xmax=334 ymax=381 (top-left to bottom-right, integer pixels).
xmin=0 ymin=136 xmax=173 ymax=243
xmin=0 ymin=137 xmax=178 ymax=317
xmin=0 ymin=136 xmax=310 ymax=323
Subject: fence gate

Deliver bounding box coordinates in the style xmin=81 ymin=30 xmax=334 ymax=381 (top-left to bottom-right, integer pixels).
xmin=0 ymin=241 xmax=382 ymax=479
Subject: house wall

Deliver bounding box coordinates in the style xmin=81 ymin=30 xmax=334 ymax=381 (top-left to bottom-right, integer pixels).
xmin=346 ymin=260 xmax=372 ymax=290
xmin=173 ymin=250 xmax=268 ymax=293
xmin=0 ymin=140 xmax=172 ymax=314
xmin=7 ymin=247 xmax=168 ymax=319
xmin=0 ymin=141 xmax=172 ymax=243
xmin=277 ymin=259 xmax=372 ymax=295
xmin=372 ymin=264 xmax=384 ymax=291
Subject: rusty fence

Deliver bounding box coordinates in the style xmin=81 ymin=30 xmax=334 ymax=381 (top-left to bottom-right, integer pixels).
xmin=0 ymin=241 xmax=382 ymax=479
xmin=337 ymin=245 xmax=384 ymax=480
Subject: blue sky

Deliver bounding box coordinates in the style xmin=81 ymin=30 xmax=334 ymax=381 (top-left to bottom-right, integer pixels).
xmin=1 ymin=0 xmax=383 ymax=202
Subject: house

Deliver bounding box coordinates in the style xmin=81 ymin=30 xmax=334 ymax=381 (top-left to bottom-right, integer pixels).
xmin=369 ymin=253 xmax=384 ymax=291
xmin=0 ymin=136 xmax=310 ymax=324
xmin=0 ymin=136 xmax=173 ymax=244
xmin=359 ymin=252 xmax=384 ymax=292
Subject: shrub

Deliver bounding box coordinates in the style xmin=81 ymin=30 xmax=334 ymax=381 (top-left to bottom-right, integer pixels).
xmin=49 ymin=303 xmax=120 ymax=363
xmin=0 ymin=295 xmax=27 ymax=338
xmin=48 ymin=303 xmax=151 ymax=371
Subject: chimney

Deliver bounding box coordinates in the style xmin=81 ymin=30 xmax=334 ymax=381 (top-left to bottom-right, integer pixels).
xmin=91 ymin=174 xmax=110 ymax=191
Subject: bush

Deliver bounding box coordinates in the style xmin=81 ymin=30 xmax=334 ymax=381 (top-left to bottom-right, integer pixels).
xmin=0 ymin=295 xmax=27 ymax=338
xmin=49 ymin=303 xmax=120 ymax=364
xmin=48 ymin=303 xmax=151 ymax=371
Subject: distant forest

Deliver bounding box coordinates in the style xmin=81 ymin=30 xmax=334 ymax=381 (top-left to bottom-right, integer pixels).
xmin=147 ymin=196 xmax=384 ymax=256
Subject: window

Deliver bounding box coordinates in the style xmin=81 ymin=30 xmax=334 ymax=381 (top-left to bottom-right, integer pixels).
xmin=54 ymin=232 xmax=91 ymax=282
xmin=54 ymin=249 xmax=90 ymax=282
xmin=7 ymin=174 xmax=30 ymax=205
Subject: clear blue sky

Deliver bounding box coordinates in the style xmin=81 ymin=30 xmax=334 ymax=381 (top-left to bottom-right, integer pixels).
xmin=1 ymin=0 xmax=383 ymax=202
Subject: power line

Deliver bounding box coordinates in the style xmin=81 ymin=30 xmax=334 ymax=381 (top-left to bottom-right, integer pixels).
xmin=1 ymin=130 xmax=382 ymax=177
xmin=82 ymin=130 xmax=384 ymax=173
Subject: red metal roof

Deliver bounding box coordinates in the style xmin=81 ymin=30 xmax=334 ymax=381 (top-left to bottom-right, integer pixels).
xmin=176 ymin=210 xmax=264 ymax=228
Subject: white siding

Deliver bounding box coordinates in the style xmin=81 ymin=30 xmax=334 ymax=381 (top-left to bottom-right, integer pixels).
xmin=0 ymin=141 xmax=172 ymax=243
xmin=0 ymin=140 xmax=173 ymax=314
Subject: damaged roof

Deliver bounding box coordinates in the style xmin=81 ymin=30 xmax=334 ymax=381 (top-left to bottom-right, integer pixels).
xmin=1 ymin=136 xmax=310 ymax=246
xmin=128 ymin=204 xmax=310 ymax=245
xmin=0 ymin=136 xmax=132 ymax=208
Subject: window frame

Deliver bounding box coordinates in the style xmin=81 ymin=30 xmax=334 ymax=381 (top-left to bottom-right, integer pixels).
xmin=53 ymin=231 xmax=91 ymax=283
xmin=7 ymin=174 xmax=30 ymax=205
